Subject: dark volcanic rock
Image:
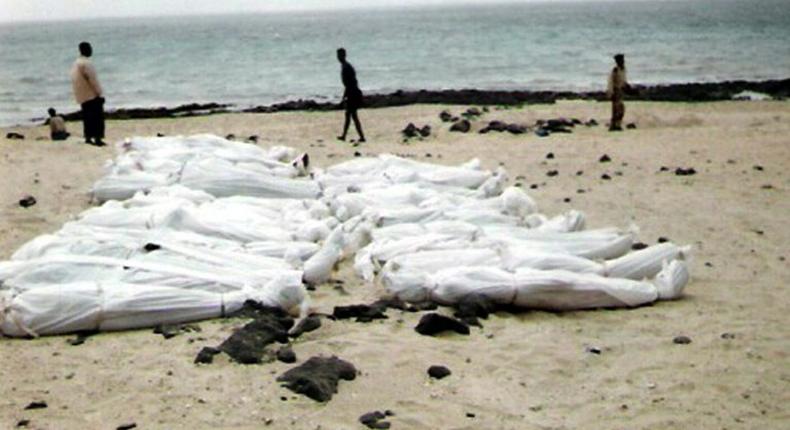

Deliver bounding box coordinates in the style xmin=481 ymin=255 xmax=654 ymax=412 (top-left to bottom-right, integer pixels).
xmin=289 ymin=315 xmax=322 ymax=338
xmin=428 ymin=365 xmax=452 ymax=379
xmin=415 ymin=313 xmax=470 ymax=336
xmin=194 ymin=346 xmax=221 ymax=364
xmin=480 ymin=120 xmax=508 ymax=133
xmin=402 ymin=123 xmax=420 ymax=138
xmin=419 ymin=125 xmax=432 ymax=137
xmin=333 ymin=302 xmax=388 ymax=322
xmin=6 ymin=132 xmax=25 ymax=140
xmin=360 ymin=411 xmax=391 ymax=429
xmin=218 ymin=304 xmax=294 ymax=364
xmin=506 ymin=123 xmax=527 ymax=134
xmin=453 ymin=294 xmax=495 ymax=327
xmin=439 ymin=110 xmax=455 ymax=122
xmin=276 ymin=345 xmax=297 ymax=363
xmin=277 ymin=356 xmax=357 ymax=402
xmin=450 ymin=119 xmax=471 ymax=133
xmin=462 ymin=107 xmax=483 ymax=118
xmin=18 ymin=195 xmax=36 ymax=208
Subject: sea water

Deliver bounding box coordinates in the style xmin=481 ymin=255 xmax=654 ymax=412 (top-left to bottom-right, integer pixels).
xmin=0 ymin=0 xmax=788 ymax=125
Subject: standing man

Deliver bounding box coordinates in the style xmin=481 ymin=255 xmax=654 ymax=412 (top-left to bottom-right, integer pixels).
xmin=71 ymin=41 xmax=106 ymax=146
xmin=607 ymin=53 xmax=630 ymax=132
xmin=336 ymin=48 xmax=366 ymax=143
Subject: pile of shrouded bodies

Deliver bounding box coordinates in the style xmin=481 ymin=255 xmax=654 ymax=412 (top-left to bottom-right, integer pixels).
xmin=0 ymin=135 xmax=692 ymax=337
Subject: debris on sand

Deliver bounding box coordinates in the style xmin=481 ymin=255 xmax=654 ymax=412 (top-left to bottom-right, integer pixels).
xmin=402 ymin=123 xmax=420 ymax=138
xmin=673 ymin=335 xmax=692 ymax=345
xmin=599 ymin=154 xmax=612 ymax=163
xmin=277 ymin=356 xmax=357 ymax=402
xmin=153 ymin=323 xmax=201 ymax=339
xmin=461 ymin=107 xmax=483 ymax=119
xmin=6 ymin=132 xmax=25 ymax=140
xmin=333 ymin=303 xmax=388 ymax=322
xmin=116 ymin=424 xmax=137 ymax=430
xmin=428 ymin=365 xmax=452 ymax=379
xmin=18 ymin=195 xmax=36 ymax=208
xmin=415 ymin=313 xmax=470 ymax=336
xmin=547 ymin=170 xmax=558 ymax=177
xmin=626 ymin=123 xmax=637 ymax=129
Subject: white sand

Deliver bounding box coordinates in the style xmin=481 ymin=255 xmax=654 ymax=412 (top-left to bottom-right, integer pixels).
xmin=1 ymin=101 xmax=788 ymax=429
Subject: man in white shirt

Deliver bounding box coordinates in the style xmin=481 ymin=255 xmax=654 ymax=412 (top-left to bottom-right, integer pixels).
xmin=606 ymin=53 xmax=631 ymax=132
xmin=71 ymin=42 xmax=106 ymax=146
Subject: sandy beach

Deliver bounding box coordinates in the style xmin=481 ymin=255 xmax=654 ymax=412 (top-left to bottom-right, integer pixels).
xmin=1 ymin=100 xmax=788 ymax=429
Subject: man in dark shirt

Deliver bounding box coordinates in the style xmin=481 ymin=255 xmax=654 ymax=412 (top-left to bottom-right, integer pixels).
xmin=336 ymin=48 xmax=366 ymax=142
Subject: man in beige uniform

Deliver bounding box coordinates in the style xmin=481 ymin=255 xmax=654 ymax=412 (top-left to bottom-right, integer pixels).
xmin=607 ymin=53 xmax=630 ymax=132
xmin=71 ymin=41 xmax=106 ymax=146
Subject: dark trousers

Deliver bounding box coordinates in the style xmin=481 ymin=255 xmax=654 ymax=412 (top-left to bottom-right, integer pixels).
xmin=51 ymin=131 xmax=70 ymax=141
xmin=81 ymin=97 xmax=105 ymax=140
xmin=610 ymin=97 xmax=625 ymax=129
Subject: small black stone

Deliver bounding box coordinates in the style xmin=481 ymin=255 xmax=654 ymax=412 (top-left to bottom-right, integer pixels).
xmin=586 ymin=346 xmax=602 ymax=355
xmin=16 ymin=419 xmax=30 ymax=427
xmin=530 ymin=184 xmax=539 ymax=189
xmin=116 ymin=424 xmax=137 ymax=430
xmin=19 ymin=195 xmax=36 ymax=208
xmin=659 ymin=166 xmax=669 ymax=172
xmin=673 ymin=335 xmax=692 ymax=345
xmin=547 ymin=170 xmax=558 ymax=177
xmin=657 ymin=237 xmax=670 ymax=243
xmin=601 ymin=174 xmax=611 ymax=180
xmin=721 ymin=333 xmax=736 ymax=339
xmin=599 ymin=154 xmax=611 ymax=163
xmin=143 ymin=243 xmax=161 ymax=252
xmin=354 ymin=151 xmax=362 ymax=157
xmin=428 ymin=365 xmax=452 ymax=379
xmin=546 ymin=152 xmax=555 ymax=159
xmin=753 ymin=165 xmax=764 ymax=171
xmin=576 ymin=170 xmax=584 ymax=176
xmin=6 ymin=132 xmax=25 ymax=140
xmin=631 ymin=242 xmax=649 ymax=250
xmin=466 ymin=412 xmax=476 ymax=418
xmin=24 ymin=401 xmax=47 ymax=410
xmin=563 ymin=197 xmax=571 ymax=203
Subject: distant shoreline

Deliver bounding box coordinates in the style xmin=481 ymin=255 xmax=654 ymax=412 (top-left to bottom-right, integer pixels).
xmin=35 ymin=78 xmax=790 ymax=124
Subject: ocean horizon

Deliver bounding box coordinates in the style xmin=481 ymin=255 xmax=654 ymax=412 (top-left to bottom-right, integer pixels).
xmin=1 ymin=0 xmax=789 ymax=126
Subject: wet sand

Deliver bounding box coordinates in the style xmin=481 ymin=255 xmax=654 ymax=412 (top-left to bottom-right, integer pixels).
xmin=1 ymin=100 xmax=788 ymax=429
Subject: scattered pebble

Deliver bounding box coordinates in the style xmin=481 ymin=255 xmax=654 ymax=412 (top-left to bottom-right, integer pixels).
xmin=16 ymin=420 xmax=30 ymax=428
xmin=626 ymin=123 xmax=637 ymax=129
xmin=194 ymin=347 xmax=220 ymax=364
xmin=563 ymin=197 xmax=571 ymax=203
xmin=576 ymin=170 xmax=584 ymax=176
xmin=466 ymin=412 xmax=476 ymax=418
xmin=601 ymin=174 xmax=611 ymax=180
xmin=599 ymin=154 xmax=611 ymax=163
xmin=761 ymin=184 xmax=774 ymax=189
xmin=674 ymin=167 xmax=697 ymax=176
xmin=631 ymin=242 xmax=649 ymax=250
xmin=546 ymin=170 xmax=558 ymax=177
xmin=673 ymin=335 xmax=692 ymax=345
xmin=6 ymin=132 xmax=25 ymax=140
xmin=753 ymin=165 xmax=764 ymax=171
xmin=354 ymin=151 xmax=362 ymax=157
xmin=657 ymin=237 xmax=670 ymax=243
xmin=721 ymin=333 xmax=736 ymax=339
xmin=116 ymin=424 xmax=137 ymax=430
xmin=586 ymin=346 xmax=602 ymax=355
xmin=546 ymin=152 xmax=555 ymax=159
xmin=428 ymin=365 xmax=452 ymax=379
xmin=18 ymin=195 xmax=36 ymax=208
xmin=24 ymin=401 xmax=47 ymax=410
